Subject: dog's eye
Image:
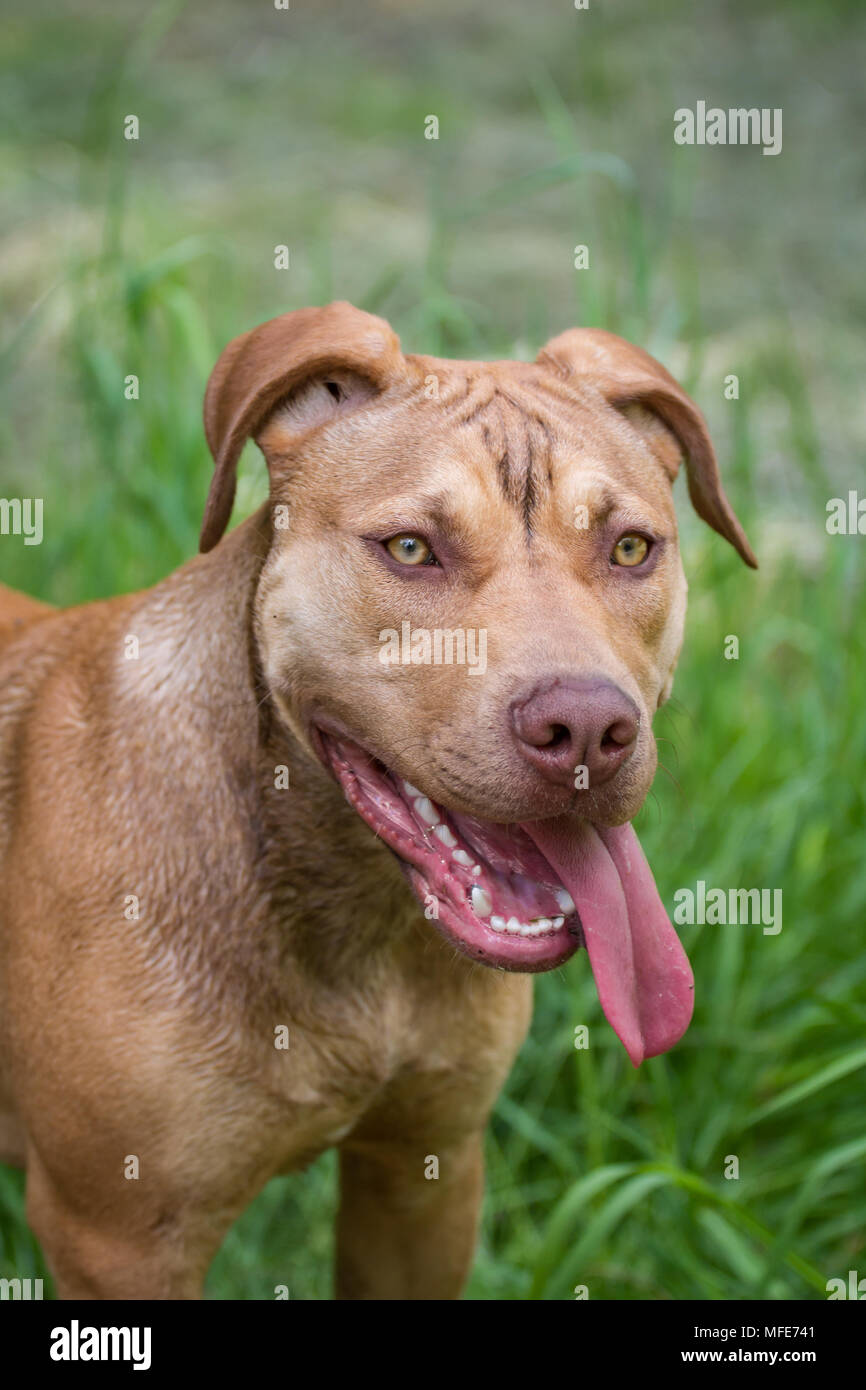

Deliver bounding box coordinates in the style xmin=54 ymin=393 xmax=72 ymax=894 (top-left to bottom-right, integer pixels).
xmin=385 ymin=534 xmax=435 ymax=566
xmin=611 ymin=534 xmax=650 ymax=567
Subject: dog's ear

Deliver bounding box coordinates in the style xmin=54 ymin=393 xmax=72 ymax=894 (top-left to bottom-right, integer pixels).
xmin=200 ymin=301 xmax=404 ymax=552
xmin=536 ymin=328 xmax=757 ymax=567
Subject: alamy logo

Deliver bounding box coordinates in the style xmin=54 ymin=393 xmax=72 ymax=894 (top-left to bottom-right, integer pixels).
xmin=826 ymin=491 xmax=866 ymax=535
xmin=673 ymin=880 xmax=782 ymax=935
xmin=379 ymin=622 xmax=487 ymax=675
xmin=50 ymin=1320 xmax=152 ymax=1370
xmin=0 ymin=1277 xmax=43 ymax=1299
xmin=674 ymin=102 xmax=782 ymax=156
xmin=826 ymin=1270 xmax=866 ymax=1300
xmin=0 ymin=497 xmax=43 ymax=545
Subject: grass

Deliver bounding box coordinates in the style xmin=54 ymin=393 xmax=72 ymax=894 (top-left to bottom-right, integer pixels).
xmin=1 ymin=0 xmax=864 ymax=1300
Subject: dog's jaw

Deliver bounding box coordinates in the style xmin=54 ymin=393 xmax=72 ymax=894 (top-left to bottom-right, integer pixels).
xmin=314 ymin=728 xmax=584 ymax=971
xmin=313 ymin=726 xmax=694 ymax=1066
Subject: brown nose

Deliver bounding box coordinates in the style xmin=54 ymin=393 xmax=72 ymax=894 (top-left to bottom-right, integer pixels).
xmin=510 ymin=678 xmax=639 ymax=788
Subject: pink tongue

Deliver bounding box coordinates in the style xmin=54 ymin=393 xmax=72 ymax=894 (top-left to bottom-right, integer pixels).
xmin=523 ymin=819 xmax=694 ymax=1067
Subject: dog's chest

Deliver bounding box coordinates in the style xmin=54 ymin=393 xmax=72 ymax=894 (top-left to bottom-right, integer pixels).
xmin=253 ymin=953 xmax=533 ymax=1170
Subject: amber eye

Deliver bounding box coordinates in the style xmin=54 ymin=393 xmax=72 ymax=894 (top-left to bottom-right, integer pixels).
xmin=385 ymin=534 xmax=434 ymax=566
xmin=611 ymin=534 xmax=650 ymax=567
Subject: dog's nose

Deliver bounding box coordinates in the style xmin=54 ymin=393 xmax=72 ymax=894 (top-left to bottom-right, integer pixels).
xmin=510 ymin=679 xmax=639 ymax=788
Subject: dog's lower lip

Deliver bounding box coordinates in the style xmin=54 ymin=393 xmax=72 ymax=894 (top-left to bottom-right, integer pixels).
xmin=313 ymin=725 xmax=585 ymax=972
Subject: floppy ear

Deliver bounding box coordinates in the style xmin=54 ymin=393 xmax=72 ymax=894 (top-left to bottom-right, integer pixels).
xmin=536 ymin=328 xmax=757 ymax=567
xmin=200 ymin=301 xmax=404 ymax=552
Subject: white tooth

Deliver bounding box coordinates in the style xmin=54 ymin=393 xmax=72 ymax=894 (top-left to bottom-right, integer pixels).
xmin=506 ymin=916 xmax=521 ymax=935
xmin=555 ymin=888 xmax=576 ymax=915
xmin=471 ymin=886 xmax=492 ymax=918
xmin=519 ymin=923 xmax=538 ymax=937
xmin=552 ymin=915 xmax=565 ymax=929
xmin=414 ymin=797 xmax=439 ymax=826
xmin=532 ymin=918 xmax=551 ymax=931
xmin=403 ymin=780 xmax=422 ymax=798
xmin=453 ymin=849 xmax=475 ymax=869
xmin=434 ymin=824 xmax=457 ymax=848
xmin=472 ymin=865 xmax=481 ymax=876
xmin=490 ymin=916 xmax=506 ymax=932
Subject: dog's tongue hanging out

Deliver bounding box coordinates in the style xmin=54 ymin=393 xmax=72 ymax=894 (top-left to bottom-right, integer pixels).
xmin=318 ymin=736 xmax=694 ymax=1068
xmin=522 ymin=818 xmax=694 ymax=1067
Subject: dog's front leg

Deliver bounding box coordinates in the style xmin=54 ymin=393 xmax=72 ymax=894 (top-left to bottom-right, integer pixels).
xmin=25 ymin=1149 xmax=229 ymax=1300
xmin=335 ymin=1131 xmax=484 ymax=1300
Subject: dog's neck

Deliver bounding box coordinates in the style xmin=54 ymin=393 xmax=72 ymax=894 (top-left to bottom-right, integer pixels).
xmin=133 ymin=505 xmax=422 ymax=994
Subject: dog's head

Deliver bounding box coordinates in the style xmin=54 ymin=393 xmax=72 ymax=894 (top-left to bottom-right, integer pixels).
xmin=201 ymin=302 xmax=756 ymax=1065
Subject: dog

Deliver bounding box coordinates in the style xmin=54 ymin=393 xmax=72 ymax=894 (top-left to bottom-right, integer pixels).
xmin=0 ymin=302 xmax=756 ymax=1299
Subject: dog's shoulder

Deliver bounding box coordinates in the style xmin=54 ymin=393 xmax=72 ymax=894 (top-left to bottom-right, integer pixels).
xmin=0 ymin=583 xmax=54 ymax=655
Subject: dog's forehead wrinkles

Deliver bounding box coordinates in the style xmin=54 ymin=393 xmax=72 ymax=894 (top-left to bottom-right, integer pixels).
xmin=395 ymin=362 xmax=672 ymax=538
xmin=437 ymin=371 xmax=496 ymax=422
xmin=450 ymin=384 xmax=554 ymax=534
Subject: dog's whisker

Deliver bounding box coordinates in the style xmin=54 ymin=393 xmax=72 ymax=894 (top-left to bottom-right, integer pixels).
xmin=656 ymin=762 xmax=686 ymax=798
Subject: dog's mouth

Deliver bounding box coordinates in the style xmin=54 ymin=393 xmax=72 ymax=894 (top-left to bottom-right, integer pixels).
xmin=314 ymin=728 xmax=694 ymax=1067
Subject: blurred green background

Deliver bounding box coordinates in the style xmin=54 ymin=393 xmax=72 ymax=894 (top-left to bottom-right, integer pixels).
xmin=1 ymin=0 xmax=864 ymax=1299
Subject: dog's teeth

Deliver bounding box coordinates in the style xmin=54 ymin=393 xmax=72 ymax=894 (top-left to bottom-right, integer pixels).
xmin=472 ymin=865 xmax=481 ymax=876
xmin=555 ymin=888 xmax=576 ymax=915
xmin=485 ymin=909 xmax=562 ymax=938
xmin=452 ymin=849 xmax=475 ymax=869
xmin=470 ymin=886 xmax=492 ymax=918
xmin=403 ymin=780 xmax=422 ymax=798
xmin=433 ymin=823 xmax=457 ymax=848
xmin=414 ymin=796 xmax=439 ymax=826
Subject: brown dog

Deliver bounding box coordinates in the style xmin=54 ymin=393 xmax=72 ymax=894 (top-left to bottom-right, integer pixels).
xmin=0 ymin=302 xmax=755 ymax=1299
